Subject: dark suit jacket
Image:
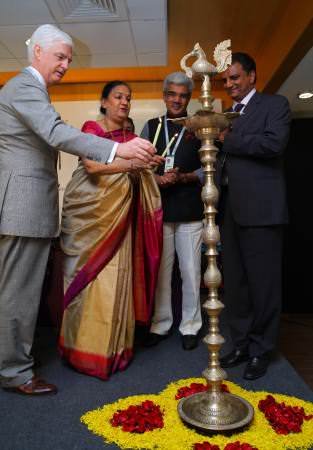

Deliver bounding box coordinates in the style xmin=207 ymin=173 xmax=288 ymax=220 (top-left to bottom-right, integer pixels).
xmin=216 ymin=91 xmax=291 ymax=226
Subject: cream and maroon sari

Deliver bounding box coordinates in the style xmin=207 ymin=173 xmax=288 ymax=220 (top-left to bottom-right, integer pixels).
xmin=59 ymin=121 xmax=162 ymax=380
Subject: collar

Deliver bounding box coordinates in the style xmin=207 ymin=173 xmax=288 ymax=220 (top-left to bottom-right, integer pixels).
xmin=165 ymin=111 xmax=188 ymax=119
xmin=233 ymin=88 xmax=256 ymax=111
xmin=26 ymin=66 xmax=46 ymax=87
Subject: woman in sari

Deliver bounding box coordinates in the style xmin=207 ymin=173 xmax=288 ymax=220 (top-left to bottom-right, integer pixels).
xmin=59 ymin=81 xmax=163 ymax=380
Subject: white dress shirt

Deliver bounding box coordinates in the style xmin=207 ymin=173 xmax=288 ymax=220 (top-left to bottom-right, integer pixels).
xmin=233 ymin=88 xmax=256 ymax=114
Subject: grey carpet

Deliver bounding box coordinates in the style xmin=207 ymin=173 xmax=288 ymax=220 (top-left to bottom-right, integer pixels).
xmin=1 ymin=325 xmax=312 ymax=450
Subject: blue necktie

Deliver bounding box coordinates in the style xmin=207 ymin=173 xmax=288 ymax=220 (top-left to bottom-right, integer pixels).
xmin=233 ymin=103 xmax=244 ymax=113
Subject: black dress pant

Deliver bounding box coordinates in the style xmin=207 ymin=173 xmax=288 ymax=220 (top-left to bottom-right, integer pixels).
xmin=220 ymin=191 xmax=283 ymax=356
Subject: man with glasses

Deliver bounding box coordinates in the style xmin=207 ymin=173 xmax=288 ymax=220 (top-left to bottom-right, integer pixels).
xmin=141 ymin=72 xmax=203 ymax=350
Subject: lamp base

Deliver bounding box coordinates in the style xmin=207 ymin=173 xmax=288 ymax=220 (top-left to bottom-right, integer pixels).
xmin=178 ymin=391 xmax=254 ymax=432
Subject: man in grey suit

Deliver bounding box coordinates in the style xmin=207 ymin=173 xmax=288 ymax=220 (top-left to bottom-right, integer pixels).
xmin=0 ymin=24 xmax=155 ymax=395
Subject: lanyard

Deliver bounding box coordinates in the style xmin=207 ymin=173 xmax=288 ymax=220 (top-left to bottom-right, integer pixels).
xmin=164 ymin=114 xmax=186 ymax=156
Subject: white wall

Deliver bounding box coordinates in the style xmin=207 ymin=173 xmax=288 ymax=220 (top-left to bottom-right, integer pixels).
xmin=55 ymin=98 xmax=222 ymax=209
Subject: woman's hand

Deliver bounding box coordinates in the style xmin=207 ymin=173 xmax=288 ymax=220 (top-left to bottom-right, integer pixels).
xmin=127 ymin=158 xmax=150 ymax=172
xmin=82 ymin=157 xmax=151 ymax=175
xmin=155 ymin=168 xmax=179 ymax=188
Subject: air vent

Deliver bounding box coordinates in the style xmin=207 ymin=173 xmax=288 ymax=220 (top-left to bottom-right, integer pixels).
xmin=46 ymin=0 xmax=128 ymax=22
xmin=60 ymin=0 xmax=117 ymax=18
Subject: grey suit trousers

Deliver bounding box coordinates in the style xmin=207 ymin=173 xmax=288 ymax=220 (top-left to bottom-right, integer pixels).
xmin=0 ymin=235 xmax=51 ymax=387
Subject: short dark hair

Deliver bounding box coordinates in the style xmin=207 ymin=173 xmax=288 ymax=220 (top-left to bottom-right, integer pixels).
xmin=231 ymin=52 xmax=256 ymax=74
xmin=100 ymin=80 xmax=131 ymax=115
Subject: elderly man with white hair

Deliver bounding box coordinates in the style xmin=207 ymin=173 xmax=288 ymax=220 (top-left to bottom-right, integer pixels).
xmin=0 ymin=24 xmax=156 ymax=395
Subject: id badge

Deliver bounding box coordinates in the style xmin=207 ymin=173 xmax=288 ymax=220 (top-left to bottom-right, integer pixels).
xmin=164 ymin=156 xmax=174 ymax=172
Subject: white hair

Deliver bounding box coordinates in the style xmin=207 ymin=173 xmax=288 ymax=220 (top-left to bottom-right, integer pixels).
xmin=27 ymin=24 xmax=73 ymax=63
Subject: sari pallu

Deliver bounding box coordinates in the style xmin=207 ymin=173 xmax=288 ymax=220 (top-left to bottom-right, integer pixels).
xmin=59 ymin=124 xmax=162 ymax=380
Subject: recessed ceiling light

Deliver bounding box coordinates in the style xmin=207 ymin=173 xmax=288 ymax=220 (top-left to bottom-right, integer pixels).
xmin=298 ymin=91 xmax=313 ymax=99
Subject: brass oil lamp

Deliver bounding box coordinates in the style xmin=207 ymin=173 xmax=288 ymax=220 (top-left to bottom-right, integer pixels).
xmin=176 ymin=41 xmax=254 ymax=432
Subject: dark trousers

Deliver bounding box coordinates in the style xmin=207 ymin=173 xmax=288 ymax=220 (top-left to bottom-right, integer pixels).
xmin=220 ymin=191 xmax=283 ymax=356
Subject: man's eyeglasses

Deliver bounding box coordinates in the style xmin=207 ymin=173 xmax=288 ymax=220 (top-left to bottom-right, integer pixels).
xmin=164 ymin=91 xmax=190 ymax=100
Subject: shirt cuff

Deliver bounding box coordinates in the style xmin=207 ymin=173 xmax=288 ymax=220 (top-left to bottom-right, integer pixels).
xmin=107 ymin=142 xmax=118 ymax=164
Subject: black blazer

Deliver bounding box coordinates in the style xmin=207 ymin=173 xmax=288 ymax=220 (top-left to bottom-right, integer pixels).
xmin=216 ymin=91 xmax=291 ymax=226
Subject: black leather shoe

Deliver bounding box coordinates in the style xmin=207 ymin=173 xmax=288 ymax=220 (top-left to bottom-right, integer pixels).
xmin=220 ymin=348 xmax=249 ymax=368
xmin=144 ymin=332 xmax=168 ymax=347
xmin=243 ymin=354 xmax=270 ymax=380
xmin=182 ymin=334 xmax=198 ymax=350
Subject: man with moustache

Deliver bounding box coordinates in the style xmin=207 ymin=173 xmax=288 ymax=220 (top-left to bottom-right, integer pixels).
xmin=0 ymin=24 xmax=155 ymax=395
xmin=217 ymin=53 xmax=290 ymax=379
xmin=141 ymin=72 xmax=203 ymax=350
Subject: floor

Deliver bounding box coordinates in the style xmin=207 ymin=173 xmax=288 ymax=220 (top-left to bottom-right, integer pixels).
xmin=279 ymin=313 xmax=313 ymax=390
xmin=2 ymin=320 xmax=313 ymax=450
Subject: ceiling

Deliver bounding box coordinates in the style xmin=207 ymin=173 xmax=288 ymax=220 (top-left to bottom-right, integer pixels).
xmin=0 ymin=0 xmax=167 ymax=69
xmin=278 ymin=46 xmax=313 ymax=118
xmin=0 ymin=0 xmax=312 ymax=116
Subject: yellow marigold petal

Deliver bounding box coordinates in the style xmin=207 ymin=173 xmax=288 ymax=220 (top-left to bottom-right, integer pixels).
xmin=80 ymin=378 xmax=313 ymax=450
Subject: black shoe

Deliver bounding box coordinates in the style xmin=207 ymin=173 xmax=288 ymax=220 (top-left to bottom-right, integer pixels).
xmin=182 ymin=334 xmax=198 ymax=350
xmin=144 ymin=332 xmax=168 ymax=347
xmin=243 ymin=354 xmax=270 ymax=380
xmin=220 ymin=348 xmax=249 ymax=368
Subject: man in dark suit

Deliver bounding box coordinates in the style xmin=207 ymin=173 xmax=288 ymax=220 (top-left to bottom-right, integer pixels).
xmin=217 ymin=52 xmax=290 ymax=380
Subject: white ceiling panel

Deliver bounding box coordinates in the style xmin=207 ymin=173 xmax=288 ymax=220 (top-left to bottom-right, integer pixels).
xmin=0 ymin=59 xmax=23 ymax=71
xmin=78 ymin=52 xmax=137 ymax=67
xmin=127 ymin=0 xmax=166 ymax=20
xmin=138 ymin=52 xmax=167 ymax=66
xmin=131 ymin=20 xmax=166 ymax=53
xmin=0 ymin=25 xmax=39 ymax=58
xmin=0 ymin=0 xmax=55 ymax=26
xmin=60 ymin=22 xmax=134 ymax=55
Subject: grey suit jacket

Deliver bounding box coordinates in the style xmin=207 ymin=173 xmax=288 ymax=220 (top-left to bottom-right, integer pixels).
xmin=0 ymin=69 xmax=115 ymax=238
